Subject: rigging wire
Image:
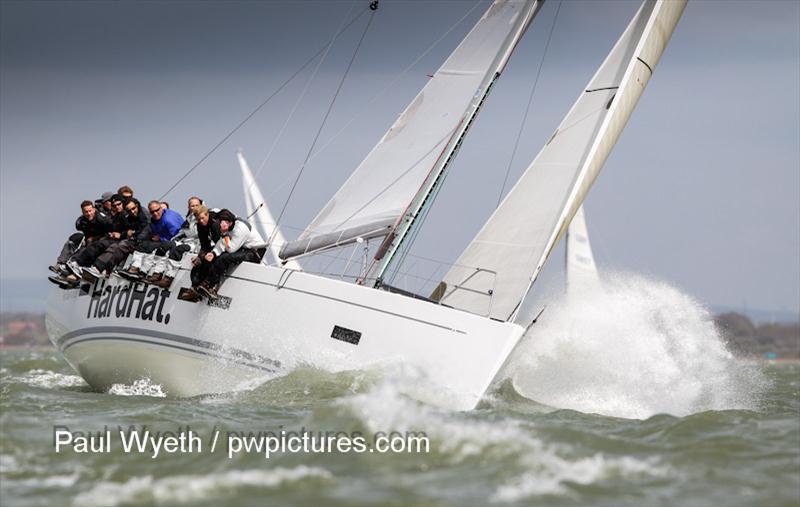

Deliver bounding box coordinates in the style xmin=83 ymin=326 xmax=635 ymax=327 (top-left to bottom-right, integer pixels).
xmin=157 ymin=5 xmax=371 ymax=202
xmin=269 ymin=1 xmax=377 ymax=246
xmin=250 ymin=0 xmax=484 ymax=210
xmin=495 ymin=0 xmax=563 ymax=207
xmin=244 ymin=0 xmax=359 ymax=201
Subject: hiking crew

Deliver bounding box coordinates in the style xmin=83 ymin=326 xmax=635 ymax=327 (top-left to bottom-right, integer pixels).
xmin=80 ymin=198 xmax=150 ymax=281
xmin=47 ymin=200 xmax=113 ymax=287
xmin=195 ymin=209 xmax=266 ymax=300
xmin=49 ymin=191 xmax=264 ymax=301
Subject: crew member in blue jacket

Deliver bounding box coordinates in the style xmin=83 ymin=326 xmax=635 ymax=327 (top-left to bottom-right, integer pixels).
xmin=115 ymin=200 xmax=185 ymax=287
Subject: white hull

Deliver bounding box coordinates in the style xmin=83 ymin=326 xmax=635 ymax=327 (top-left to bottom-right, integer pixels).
xmin=46 ymin=262 xmax=524 ymax=410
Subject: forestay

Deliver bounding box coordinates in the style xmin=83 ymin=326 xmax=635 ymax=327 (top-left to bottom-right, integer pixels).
xmin=435 ymin=0 xmax=686 ymax=320
xmin=280 ymin=0 xmax=540 ymax=260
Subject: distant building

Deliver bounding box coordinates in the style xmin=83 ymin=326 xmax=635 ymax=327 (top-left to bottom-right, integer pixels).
xmin=1 ymin=320 xmax=40 ymax=346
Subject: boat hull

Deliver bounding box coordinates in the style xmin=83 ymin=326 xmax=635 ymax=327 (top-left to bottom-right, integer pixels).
xmin=46 ymin=263 xmax=524 ymax=409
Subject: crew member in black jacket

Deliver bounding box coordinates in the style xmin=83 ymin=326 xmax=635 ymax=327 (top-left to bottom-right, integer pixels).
xmin=81 ymin=198 xmax=150 ymax=280
xmin=178 ymin=205 xmax=220 ymax=302
xmin=47 ymin=200 xmax=112 ymax=285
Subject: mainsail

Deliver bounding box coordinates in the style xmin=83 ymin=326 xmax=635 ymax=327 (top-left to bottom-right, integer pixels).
xmin=280 ymin=0 xmax=543 ymax=260
xmin=436 ymin=0 xmax=686 ymax=320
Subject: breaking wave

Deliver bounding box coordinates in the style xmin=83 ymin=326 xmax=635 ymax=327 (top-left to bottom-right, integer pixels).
xmin=333 ymin=373 xmax=670 ymax=502
xmin=505 ymin=272 xmax=769 ymax=419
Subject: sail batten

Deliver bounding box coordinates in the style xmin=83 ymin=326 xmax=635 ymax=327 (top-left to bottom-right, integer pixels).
xmin=280 ymin=0 xmax=542 ymax=261
xmin=437 ymin=0 xmax=686 ymax=321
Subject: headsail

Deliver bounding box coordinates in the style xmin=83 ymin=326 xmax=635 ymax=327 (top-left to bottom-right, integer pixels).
xmin=280 ymin=0 xmax=543 ymax=260
xmin=436 ymin=0 xmax=686 ymax=320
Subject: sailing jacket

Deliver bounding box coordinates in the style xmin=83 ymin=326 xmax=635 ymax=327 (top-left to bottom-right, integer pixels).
xmin=75 ymin=213 xmax=112 ymax=241
xmin=212 ymin=219 xmax=266 ymax=257
xmin=173 ymin=213 xmax=199 ymax=243
xmin=150 ymin=208 xmax=184 ymax=242
xmin=118 ymin=208 xmax=150 ymax=243
xmin=197 ymin=211 xmax=221 ymax=254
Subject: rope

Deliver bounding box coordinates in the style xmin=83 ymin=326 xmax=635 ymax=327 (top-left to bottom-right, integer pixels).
xmin=157 ymin=5 xmax=371 ymax=201
xmin=495 ymin=0 xmax=562 ymax=207
xmin=269 ymin=1 xmax=377 ymax=246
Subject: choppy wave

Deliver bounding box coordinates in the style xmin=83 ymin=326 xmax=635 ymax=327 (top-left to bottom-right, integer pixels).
xmin=505 ymin=272 xmax=769 ymax=419
xmin=1 ymin=348 xmax=797 ymax=507
xmin=72 ymin=466 xmax=332 ymax=507
xmin=336 ymin=374 xmax=671 ymax=501
xmin=16 ymin=368 xmax=87 ymax=389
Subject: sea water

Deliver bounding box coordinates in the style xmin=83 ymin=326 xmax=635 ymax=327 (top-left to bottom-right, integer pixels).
xmin=1 ymin=274 xmax=798 ymax=507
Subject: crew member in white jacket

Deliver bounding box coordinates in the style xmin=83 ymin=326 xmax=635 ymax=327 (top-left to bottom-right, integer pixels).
xmin=196 ymin=208 xmax=266 ymax=300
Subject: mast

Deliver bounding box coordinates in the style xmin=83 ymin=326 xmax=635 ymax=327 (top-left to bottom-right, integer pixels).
xmin=281 ymin=0 xmax=544 ymax=265
xmin=370 ymin=0 xmax=544 ymax=287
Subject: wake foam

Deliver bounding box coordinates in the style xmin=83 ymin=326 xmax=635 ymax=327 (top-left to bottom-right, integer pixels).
xmin=108 ymin=378 xmax=166 ymax=398
xmin=506 ymin=272 xmax=768 ymax=419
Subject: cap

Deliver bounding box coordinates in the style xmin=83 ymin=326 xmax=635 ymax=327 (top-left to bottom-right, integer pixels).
xmin=101 ymin=191 xmax=114 ymax=202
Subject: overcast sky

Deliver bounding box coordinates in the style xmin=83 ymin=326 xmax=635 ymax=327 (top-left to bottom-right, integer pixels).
xmin=1 ymin=0 xmax=798 ymax=315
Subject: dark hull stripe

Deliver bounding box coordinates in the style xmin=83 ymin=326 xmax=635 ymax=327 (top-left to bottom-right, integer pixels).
xmin=62 ymin=336 xmax=278 ymax=373
xmin=57 ymin=326 xmax=280 ymax=372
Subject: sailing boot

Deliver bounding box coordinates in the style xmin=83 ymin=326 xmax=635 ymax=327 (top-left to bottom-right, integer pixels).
xmin=154 ymin=275 xmax=174 ymax=289
xmin=145 ymin=272 xmax=163 ymax=284
xmin=48 ymin=274 xmax=80 ymax=289
xmin=178 ymin=287 xmax=201 ymax=302
xmin=81 ymin=265 xmax=103 ymax=283
xmin=197 ymin=282 xmax=219 ymax=301
xmin=118 ymin=265 xmax=144 ymax=281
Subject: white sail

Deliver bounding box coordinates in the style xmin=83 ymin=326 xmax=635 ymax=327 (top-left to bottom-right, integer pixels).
xmin=566 ymin=205 xmax=601 ymax=295
xmin=281 ymin=0 xmax=542 ymax=260
xmin=238 ymin=150 xmax=302 ymax=270
xmin=436 ymin=0 xmax=686 ymax=320
xmin=241 ymin=163 xmax=257 ymax=229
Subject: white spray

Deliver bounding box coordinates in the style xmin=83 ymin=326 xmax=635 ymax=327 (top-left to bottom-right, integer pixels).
xmin=507 ymin=272 xmax=768 ymax=419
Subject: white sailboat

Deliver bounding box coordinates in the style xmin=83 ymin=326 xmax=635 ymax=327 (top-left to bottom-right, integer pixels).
xmin=46 ymin=0 xmax=686 ymax=410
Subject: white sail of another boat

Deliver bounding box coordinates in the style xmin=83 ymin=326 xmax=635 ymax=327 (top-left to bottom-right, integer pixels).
xmin=238 ymin=150 xmax=301 ymax=270
xmin=436 ymin=0 xmax=686 ymax=321
xmin=280 ymin=0 xmax=544 ymax=260
xmin=565 ymin=205 xmax=601 ymax=295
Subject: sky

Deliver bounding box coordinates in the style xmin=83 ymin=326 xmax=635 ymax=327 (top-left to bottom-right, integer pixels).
xmin=1 ymin=0 xmax=798 ymax=316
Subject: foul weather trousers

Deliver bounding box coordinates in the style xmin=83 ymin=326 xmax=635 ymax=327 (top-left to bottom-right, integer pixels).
xmin=205 ymin=248 xmax=263 ymax=286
